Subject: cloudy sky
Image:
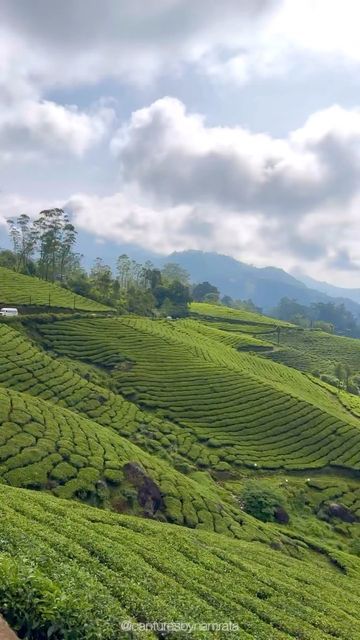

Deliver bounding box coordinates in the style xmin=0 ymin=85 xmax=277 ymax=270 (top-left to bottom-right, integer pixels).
xmin=0 ymin=0 xmax=360 ymax=286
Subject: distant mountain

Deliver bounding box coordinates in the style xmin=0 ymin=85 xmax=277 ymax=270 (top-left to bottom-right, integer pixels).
xmin=74 ymin=238 xmax=360 ymax=318
xmin=292 ymin=270 xmax=360 ymax=305
xmin=161 ymin=250 xmax=360 ymax=318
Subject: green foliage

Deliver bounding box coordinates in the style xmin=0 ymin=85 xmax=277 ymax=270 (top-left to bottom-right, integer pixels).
xmin=0 ymin=302 xmax=359 ymax=638
xmin=0 ymin=267 xmax=110 ymax=311
xmin=192 ymin=281 xmax=220 ymax=302
xmin=265 ymin=328 xmax=360 ymax=384
xmin=0 ymin=485 xmax=359 ymax=639
xmin=273 ymin=297 xmax=360 ymax=338
xmin=161 ymin=262 xmax=190 ymax=285
xmin=37 ymin=315 xmax=360 ymax=473
xmin=241 ymin=485 xmax=286 ymax=522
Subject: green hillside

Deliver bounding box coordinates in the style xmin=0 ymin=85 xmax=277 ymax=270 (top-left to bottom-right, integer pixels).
xmin=1 ymin=485 xmax=360 ymax=640
xmin=190 ymin=301 xmax=291 ymax=328
xmin=0 ymin=385 xmax=263 ymax=537
xmin=0 ymin=266 xmax=111 ymax=311
xmin=38 ymin=316 xmax=360 ymax=471
xmin=265 ymin=328 xmax=360 ymax=376
xmin=0 ymin=296 xmax=359 ymax=639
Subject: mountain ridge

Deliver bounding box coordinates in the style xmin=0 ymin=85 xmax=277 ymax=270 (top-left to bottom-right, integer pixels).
xmin=162 ymin=250 xmax=360 ymax=316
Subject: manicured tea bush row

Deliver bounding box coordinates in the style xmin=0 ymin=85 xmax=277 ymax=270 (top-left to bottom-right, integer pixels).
xmin=311 ymin=478 xmax=360 ymax=519
xmin=265 ymin=329 xmax=360 ymax=376
xmin=190 ymin=302 xmax=291 ymax=327
xmin=339 ymin=391 xmax=360 ymax=418
xmin=0 ymin=385 xmax=256 ymax=537
xmin=0 ymin=324 xmax=251 ymax=477
xmin=172 ymin=319 xmax=274 ymax=351
xmin=264 ymin=346 xmax=332 ymax=374
xmin=207 ymin=321 xmax=281 ymax=335
xmin=1 ymin=485 xmax=360 ymax=639
xmin=0 ymin=266 xmax=110 ymax=311
xmin=43 ymin=315 xmax=351 ymax=422
xmin=38 ymin=317 xmax=360 ymax=471
xmin=121 ymin=316 xmax=353 ymax=423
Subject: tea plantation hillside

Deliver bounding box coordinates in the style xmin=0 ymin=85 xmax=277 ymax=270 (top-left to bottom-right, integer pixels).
xmin=0 ymin=385 xmax=265 ymax=537
xmin=265 ymin=328 xmax=360 ymax=376
xmin=190 ymin=301 xmax=291 ymax=328
xmin=0 ymin=323 xmax=245 ymax=476
xmin=0 ymin=266 xmax=111 ymax=311
xmin=1 ymin=484 xmax=360 ymax=640
xmin=38 ymin=316 xmax=360 ymax=471
xmin=0 ymin=301 xmax=360 ymax=639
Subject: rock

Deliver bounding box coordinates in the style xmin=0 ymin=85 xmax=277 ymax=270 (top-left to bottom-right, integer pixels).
xmin=123 ymin=462 xmax=163 ymax=517
xmin=274 ymin=506 xmax=290 ymax=524
xmin=123 ymin=462 xmax=147 ymax=486
xmin=327 ymin=502 xmax=357 ymax=523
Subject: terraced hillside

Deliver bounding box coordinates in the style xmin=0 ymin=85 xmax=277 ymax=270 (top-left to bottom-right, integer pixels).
xmin=1 ymin=485 xmax=360 ymax=640
xmin=191 ymin=301 xmax=291 ymax=328
xmin=0 ymin=385 xmax=259 ymax=536
xmin=0 ymin=301 xmax=359 ymax=639
xmin=0 ymin=323 xmax=225 ymax=474
xmin=0 ymin=266 xmax=111 ymax=311
xmin=38 ymin=315 xmax=360 ymax=471
xmin=265 ymin=328 xmax=360 ymax=376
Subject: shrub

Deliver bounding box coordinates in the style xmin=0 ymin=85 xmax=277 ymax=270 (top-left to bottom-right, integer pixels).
xmin=241 ymin=485 xmax=288 ymax=523
xmin=320 ymin=374 xmax=342 ymax=388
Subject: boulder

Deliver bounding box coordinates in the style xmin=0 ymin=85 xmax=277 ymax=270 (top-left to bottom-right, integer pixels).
xmin=327 ymin=502 xmax=357 ymax=523
xmin=123 ymin=462 xmax=163 ymax=517
xmin=274 ymin=506 xmax=290 ymax=524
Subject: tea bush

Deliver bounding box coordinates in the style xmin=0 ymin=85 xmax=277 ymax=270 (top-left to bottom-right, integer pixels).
xmin=0 ymin=485 xmax=359 ymax=639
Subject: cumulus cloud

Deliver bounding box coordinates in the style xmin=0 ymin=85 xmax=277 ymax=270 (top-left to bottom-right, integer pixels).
xmin=0 ymin=0 xmax=278 ymax=87
xmin=0 ymin=0 xmax=277 ymax=162
xmin=2 ymin=0 xmax=360 ymax=90
xmin=0 ymin=99 xmax=114 ymax=161
xmin=2 ymin=92 xmax=360 ymax=285
xmin=66 ymin=191 xmax=264 ymax=258
xmin=1 ymin=1 xmax=360 ymax=287
xmin=112 ymin=97 xmax=360 ymax=216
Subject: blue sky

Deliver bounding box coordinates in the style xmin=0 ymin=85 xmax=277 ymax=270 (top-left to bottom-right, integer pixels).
xmin=0 ymin=0 xmax=359 ymax=286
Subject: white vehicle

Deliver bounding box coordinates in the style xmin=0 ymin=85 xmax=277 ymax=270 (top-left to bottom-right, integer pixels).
xmin=0 ymin=307 xmax=19 ymax=317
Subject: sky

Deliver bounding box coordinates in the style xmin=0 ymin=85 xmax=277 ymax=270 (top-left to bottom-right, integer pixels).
xmin=0 ymin=0 xmax=360 ymax=286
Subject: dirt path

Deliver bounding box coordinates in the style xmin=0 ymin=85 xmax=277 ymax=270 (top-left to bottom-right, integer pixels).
xmin=0 ymin=616 xmax=18 ymax=640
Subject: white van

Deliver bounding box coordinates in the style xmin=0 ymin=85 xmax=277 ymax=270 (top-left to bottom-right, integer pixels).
xmin=0 ymin=308 xmax=19 ymax=317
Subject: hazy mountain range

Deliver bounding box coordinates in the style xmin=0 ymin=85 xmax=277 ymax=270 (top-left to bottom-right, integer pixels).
xmin=76 ymin=232 xmax=360 ymax=317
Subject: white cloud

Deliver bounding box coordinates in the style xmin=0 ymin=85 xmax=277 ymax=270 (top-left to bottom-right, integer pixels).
xmin=0 ymin=1 xmax=278 ymax=88
xmin=110 ymin=97 xmax=360 ymax=283
xmin=112 ymin=97 xmax=360 ymax=215
xmin=1 ymin=1 xmax=360 ymax=287
xmin=3 ymin=0 xmax=360 ymax=90
xmin=0 ymin=99 xmax=114 ymax=161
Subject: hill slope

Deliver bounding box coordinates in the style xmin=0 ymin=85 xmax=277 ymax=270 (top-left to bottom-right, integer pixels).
xmin=0 ymin=267 xmax=111 ymax=311
xmin=0 ymin=298 xmax=359 ymax=639
xmin=265 ymin=328 xmax=360 ymax=377
xmin=165 ymin=250 xmax=360 ymax=316
xmin=1 ymin=485 xmax=360 ymax=640
xmin=37 ymin=314 xmax=360 ymax=471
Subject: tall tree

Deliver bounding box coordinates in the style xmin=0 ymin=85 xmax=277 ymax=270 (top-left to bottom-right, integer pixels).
xmin=116 ymin=254 xmax=132 ymax=290
xmin=6 ymin=214 xmax=37 ymax=273
xmin=32 ymin=208 xmax=77 ymax=282
xmin=192 ymin=281 xmax=219 ymax=302
xmin=90 ymin=258 xmax=113 ymax=300
xmin=162 ymin=262 xmax=190 ymax=285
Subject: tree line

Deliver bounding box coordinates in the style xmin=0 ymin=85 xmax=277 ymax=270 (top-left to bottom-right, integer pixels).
xmin=1 ymin=209 xmax=242 ymax=317
xmin=272 ymin=297 xmax=360 ymax=338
